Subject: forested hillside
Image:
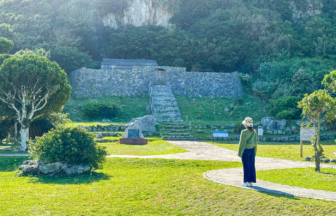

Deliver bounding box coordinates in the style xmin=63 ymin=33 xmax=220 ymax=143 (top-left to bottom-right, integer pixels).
xmin=0 ymin=0 xmax=336 ymax=119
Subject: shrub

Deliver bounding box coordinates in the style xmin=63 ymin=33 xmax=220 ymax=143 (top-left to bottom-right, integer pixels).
xmin=83 ymin=101 xmax=121 ymax=119
xmin=270 ymin=96 xmax=302 ymax=119
xmin=234 ymin=122 xmax=245 ymax=133
xmin=30 ymin=126 xmax=107 ymax=169
xmin=252 ymin=81 xmax=269 ymax=92
xmin=276 ymin=110 xmax=295 ymax=120
xmin=239 ymin=73 xmax=252 ymax=84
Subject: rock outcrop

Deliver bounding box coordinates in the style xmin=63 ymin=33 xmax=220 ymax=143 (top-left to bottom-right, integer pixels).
xmin=103 ymin=0 xmax=174 ymax=29
xmin=261 ymin=117 xmax=286 ymax=130
xmin=101 ymin=0 xmax=323 ymax=28
xmin=19 ymin=160 xmax=91 ymax=176
xmin=126 ymin=115 xmax=159 ymax=132
xmin=291 ymin=0 xmax=323 ymax=23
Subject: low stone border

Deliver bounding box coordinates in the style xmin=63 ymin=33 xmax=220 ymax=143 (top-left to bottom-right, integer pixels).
xmin=78 ymin=124 xmax=126 ymax=132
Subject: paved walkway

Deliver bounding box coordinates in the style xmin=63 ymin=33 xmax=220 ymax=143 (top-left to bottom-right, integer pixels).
xmin=108 ymin=141 xmax=336 ymax=202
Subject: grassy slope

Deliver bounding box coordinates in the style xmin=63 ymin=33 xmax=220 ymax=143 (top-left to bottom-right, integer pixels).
xmin=64 ymin=96 xmax=150 ymax=123
xmin=1 ymin=157 xmax=336 ymax=215
xmin=258 ymin=168 xmax=336 ymax=192
xmin=176 ymin=95 xmax=268 ymax=123
xmin=98 ymin=137 xmax=187 ymax=156
xmin=65 ymin=95 xmax=268 ymax=124
xmin=210 ymin=140 xmax=336 ymax=162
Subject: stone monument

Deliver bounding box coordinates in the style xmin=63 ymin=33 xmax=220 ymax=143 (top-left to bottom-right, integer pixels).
xmin=126 ymin=115 xmax=159 ymax=132
xmin=120 ymin=122 xmax=148 ymax=145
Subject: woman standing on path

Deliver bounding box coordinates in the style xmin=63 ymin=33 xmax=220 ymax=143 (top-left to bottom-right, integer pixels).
xmin=238 ymin=117 xmax=257 ymax=187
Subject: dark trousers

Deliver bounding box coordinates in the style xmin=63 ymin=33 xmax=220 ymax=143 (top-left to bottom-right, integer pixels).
xmin=242 ymin=148 xmax=256 ymax=183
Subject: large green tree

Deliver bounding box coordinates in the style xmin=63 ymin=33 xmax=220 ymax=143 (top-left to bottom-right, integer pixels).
xmin=0 ymin=37 xmax=14 ymax=142
xmin=0 ymin=53 xmax=71 ymax=151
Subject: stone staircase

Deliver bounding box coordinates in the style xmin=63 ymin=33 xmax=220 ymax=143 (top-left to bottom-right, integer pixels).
xmin=161 ymin=123 xmax=197 ymax=141
xmin=150 ymin=85 xmax=183 ymax=123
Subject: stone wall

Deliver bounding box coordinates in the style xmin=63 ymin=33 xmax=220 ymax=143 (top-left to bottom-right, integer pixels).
xmin=69 ymin=66 xmax=243 ymax=99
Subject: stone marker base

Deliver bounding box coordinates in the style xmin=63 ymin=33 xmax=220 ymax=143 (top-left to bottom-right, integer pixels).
xmin=119 ymin=138 xmax=148 ymax=145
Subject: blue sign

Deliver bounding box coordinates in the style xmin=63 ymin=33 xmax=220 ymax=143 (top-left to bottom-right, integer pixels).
xmin=212 ymin=131 xmax=229 ymax=138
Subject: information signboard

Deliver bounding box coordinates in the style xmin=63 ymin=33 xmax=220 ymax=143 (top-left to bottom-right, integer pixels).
xmin=258 ymin=128 xmax=263 ymax=136
xmin=128 ymin=129 xmax=140 ymax=139
xmin=300 ymin=128 xmax=316 ymax=141
xmin=212 ymin=131 xmax=229 ymax=138
xmin=300 ymin=127 xmax=316 ymax=158
xmin=257 ymin=126 xmax=263 ymax=142
xmin=212 ymin=131 xmax=229 ymax=144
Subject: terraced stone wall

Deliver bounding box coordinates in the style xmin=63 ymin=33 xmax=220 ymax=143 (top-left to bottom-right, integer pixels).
xmin=69 ymin=66 xmax=243 ymax=99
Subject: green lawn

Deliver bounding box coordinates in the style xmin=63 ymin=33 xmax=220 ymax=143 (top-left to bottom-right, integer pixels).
xmin=1 ymin=157 xmax=336 ymax=215
xmin=258 ymin=168 xmax=336 ymax=192
xmin=1 ymin=137 xmax=185 ymax=156
xmin=210 ymin=140 xmax=336 ymax=162
xmin=98 ymin=137 xmax=187 ymax=156
xmin=0 ymin=143 xmax=27 ymax=155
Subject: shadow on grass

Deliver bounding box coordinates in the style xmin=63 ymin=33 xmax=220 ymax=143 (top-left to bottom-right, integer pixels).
xmin=0 ymin=157 xmax=112 ymax=184
xmin=212 ymin=139 xmax=336 ymax=146
xmin=252 ymin=186 xmax=300 ymax=200
xmin=27 ymin=171 xmax=111 ymax=185
xmin=0 ymin=143 xmax=22 ymax=154
xmin=0 ymin=157 xmax=30 ymax=172
xmin=321 ymin=171 xmax=336 ymax=176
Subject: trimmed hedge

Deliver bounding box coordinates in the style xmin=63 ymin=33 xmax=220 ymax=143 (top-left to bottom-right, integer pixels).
xmin=83 ymin=101 xmax=121 ymax=119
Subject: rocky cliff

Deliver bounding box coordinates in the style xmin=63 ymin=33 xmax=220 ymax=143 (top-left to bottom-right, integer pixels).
xmin=102 ymin=0 xmax=174 ymax=29
xmin=101 ymin=0 xmax=323 ymax=29
xmin=291 ymin=0 xmax=323 ymax=23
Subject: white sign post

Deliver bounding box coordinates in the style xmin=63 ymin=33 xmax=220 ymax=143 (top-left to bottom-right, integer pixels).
xmin=300 ymin=127 xmax=316 ymax=158
xmin=258 ymin=126 xmax=263 ymax=142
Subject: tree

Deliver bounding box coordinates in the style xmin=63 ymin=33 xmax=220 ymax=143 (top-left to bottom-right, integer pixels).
xmin=0 ymin=37 xmax=14 ymax=54
xmin=0 ymin=37 xmax=15 ymax=142
xmin=0 ymin=24 xmax=14 ymax=40
xmin=298 ymin=89 xmax=336 ymax=172
xmin=51 ymin=46 xmax=93 ymax=74
xmin=322 ymin=70 xmax=336 ymax=92
xmin=0 ymin=53 xmax=71 ymax=151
